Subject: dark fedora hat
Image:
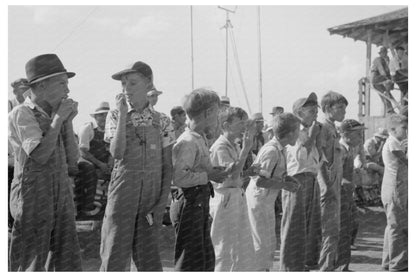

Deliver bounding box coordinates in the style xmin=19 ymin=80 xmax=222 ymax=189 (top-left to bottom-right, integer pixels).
xmin=25 ymin=54 xmax=75 ymax=84
xmin=112 ymin=61 xmax=153 ymax=81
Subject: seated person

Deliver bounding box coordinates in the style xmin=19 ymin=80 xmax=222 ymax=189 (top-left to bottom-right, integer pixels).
xmin=371 ymin=46 xmax=395 ymax=113
xmin=75 ymin=102 xmax=113 ymax=216
xmin=389 ymin=46 xmax=408 ymax=105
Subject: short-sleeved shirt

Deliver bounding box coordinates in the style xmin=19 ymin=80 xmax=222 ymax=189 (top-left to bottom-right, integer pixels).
xmin=104 ymin=103 xmax=175 ymax=148
xmin=173 ymin=128 xmax=213 ymax=188
xmin=286 ymin=125 xmax=320 ymax=176
xmin=382 ymin=135 xmax=407 ymax=188
xmin=8 ymin=97 xmax=46 ymax=165
xmin=210 ymin=135 xmax=242 ymax=189
xmin=252 ymin=137 xmax=286 ymax=185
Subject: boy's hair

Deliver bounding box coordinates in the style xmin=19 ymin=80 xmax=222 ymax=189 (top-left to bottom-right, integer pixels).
xmin=273 ymin=112 xmax=301 ymax=139
xmin=321 ymin=90 xmax=349 ymax=113
xmin=219 ymin=106 xmax=248 ymax=131
xmin=182 ymin=88 xmax=220 ymax=119
xmin=386 ymin=113 xmax=407 ymax=131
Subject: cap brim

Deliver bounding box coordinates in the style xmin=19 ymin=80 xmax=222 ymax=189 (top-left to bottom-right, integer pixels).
xmin=147 ymin=90 xmax=163 ymax=96
xmin=111 ymin=69 xmax=137 ymax=80
xmin=29 ymin=71 xmax=75 ymax=84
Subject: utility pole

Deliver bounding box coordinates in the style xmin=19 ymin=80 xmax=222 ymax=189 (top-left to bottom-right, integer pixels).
xmin=257 ymin=6 xmax=263 ymax=113
xmin=190 ymin=6 xmax=195 ymax=90
xmin=218 ymin=6 xmax=236 ymax=97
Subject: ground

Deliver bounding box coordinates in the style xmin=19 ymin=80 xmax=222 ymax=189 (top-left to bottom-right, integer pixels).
xmin=78 ymin=205 xmax=386 ymax=271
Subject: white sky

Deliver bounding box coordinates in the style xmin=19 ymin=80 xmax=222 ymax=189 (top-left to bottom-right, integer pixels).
xmin=7 ymin=4 xmax=407 ymax=132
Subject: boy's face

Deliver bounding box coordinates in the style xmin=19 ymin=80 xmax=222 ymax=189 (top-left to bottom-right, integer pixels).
xmin=287 ymin=123 xmax=300 ymax=146
xmin=328 ymin=103 xmax=346 ymax=122
xmin=299 ymin=105 xmax=318 ymax=127
xmin=391 ymin=123 xmax=408 ymax=141
xmin=343 ymin=129 xmax=363 ymax=147
xmin=225 ymin=115 xmax=248 ymax=137
xmin=121 ymin=72 xmax=152 ymax=107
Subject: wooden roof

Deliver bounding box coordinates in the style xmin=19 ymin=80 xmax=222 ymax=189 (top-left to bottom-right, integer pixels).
xmin=328 ymin=8 xmax=408 ymax=47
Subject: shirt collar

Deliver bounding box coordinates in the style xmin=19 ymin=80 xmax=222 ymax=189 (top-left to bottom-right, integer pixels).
xmin=218 ymin=134 xmax=238 ymax=150
xmin=271 ymin=136 xmax=284 ymax=151
xmin=339 ymin=138 xmax=350 ymax=151
xmin=127 ymin=101 xmax=151 ymax=113
xmin=24 ymin=97 xmax=49 ymax=117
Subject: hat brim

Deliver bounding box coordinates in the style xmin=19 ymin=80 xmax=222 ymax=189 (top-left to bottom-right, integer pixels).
xmin=147 ymin=90 xmax=163 ymax=96
xmin=90 ymin=109 xmax=110 ymax=116
xmin=29 ymin=71 xmax=75 ymax=84
xmin=111 ymin=69 xmax=138 ymax=80
xmin=374 ymin=134 xmax=388 ymax=139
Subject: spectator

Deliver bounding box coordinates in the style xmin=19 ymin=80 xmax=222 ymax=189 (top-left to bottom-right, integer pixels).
xmin=8 ymin=54 xmax=82 ymax=271
xmin=280 ymin=92 xmax=322 ymax=271
xmin=170 ymin=106 xmax=187 ymax=139
xmin=75 ymin=101 xmax=112 ymax=217
xmin=317 ymin=90 xmax=348 ymax=271
xmin=337 ymin=119 xmax=366 ymax=271
xmin=246 ymin=113 xmax=301 ymax=271
xmin=270 ymin=106 xmax=284 ymax=118
xmin=147 ymin=88 xmax=163 ymax=108
xmin=371 ymin=46 xmax=395 ymax=114
xmin=100 ymin=61 xmax=175 ymax=271
xmin=251 ymin=112 xmax=265 ymax=155
xmin=170 ymin=88 xmax=228 ymax=271
xmin=389 ymin=46 xmax=408 ymax=105
xmin=381 ymin=114 xmax=408 ymax=272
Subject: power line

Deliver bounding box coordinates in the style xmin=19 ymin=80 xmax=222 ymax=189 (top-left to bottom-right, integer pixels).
xmin=52 ymin=6 xmax=99 ymax=52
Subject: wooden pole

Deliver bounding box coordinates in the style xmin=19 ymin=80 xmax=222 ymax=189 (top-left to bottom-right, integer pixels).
xmin=365 ymin=29 xmax=372 ymax=116
xmin=257 ymin=6 xmax=263 ymax=113
xmin=190 ymin=6 xmax=195 ymax=90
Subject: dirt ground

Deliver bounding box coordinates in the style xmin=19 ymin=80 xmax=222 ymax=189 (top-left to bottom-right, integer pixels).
xmin=77 ymin=205 xmax=387 ymax=272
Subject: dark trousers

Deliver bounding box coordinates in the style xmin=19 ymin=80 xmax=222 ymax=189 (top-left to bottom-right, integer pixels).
xmin=8 ymin=166 xmax=14 ymax=228
xmin=337 ymin=184 xmax=354 ymax=271
xmin=74 ymin=160 xmax=97 ymax=211
xmin=170 ymin=184 xmax=215 ymax=271
xmin=280 ymin=173 xmax=321 ymax=271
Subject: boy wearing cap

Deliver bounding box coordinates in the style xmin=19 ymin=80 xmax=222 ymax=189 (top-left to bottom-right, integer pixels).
xmin=280 ymin=93 xmax=322 ymax=271
xmin=317 ymin=91 xmax=348 ymax=271
xmin=8 ymin=54 xmax=82 ymax=271
xmin=337 ymin=119 xmax=366 ymax=271
xmin=75 ymin=102 xmax=112 ymax=216
xmin=209 ymin=106 xmax=259 ymax=271
xmin=170 ymin=88 xmax=229 ymax=271
xmin=246 ymin=113 xmax=301 ymax=271
xmin=100 ymin=61 xmax=175 ymax=271
xmin=170 ymin=106 xmax=187 ymax=139
xmin=381 ymin=114 xmax=408 ymax=272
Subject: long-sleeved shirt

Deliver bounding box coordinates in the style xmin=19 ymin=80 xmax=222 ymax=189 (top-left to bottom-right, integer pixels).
xmin=173 ymin=128 xmax=213 ymax=188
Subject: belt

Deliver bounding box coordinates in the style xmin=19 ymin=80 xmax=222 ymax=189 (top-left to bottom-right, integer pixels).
xmin=293 ymin=172 xmax=316 ymax=178
xmin=180 ymin=182 xmax=214 ymax=197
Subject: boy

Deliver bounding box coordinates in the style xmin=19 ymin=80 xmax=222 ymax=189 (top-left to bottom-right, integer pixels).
xmin=171 ymin=88 xmax=229 ymax=271
xmin=381 ymin=114 xmax=408 ymax=271
xmin=281 ymin=93 xmax=322 ymax=271
xmin=337 ymin=119 xmax=366 ymax=271
xmin=246 ymin=113 xmax=301 ymax=271
xmin=209 ymin=106 xmax=259 ymax=271
xmin=317 ymin=90 xmax=348 ymax=271
xmin=100 ymin=61 xmax=175 ymax=271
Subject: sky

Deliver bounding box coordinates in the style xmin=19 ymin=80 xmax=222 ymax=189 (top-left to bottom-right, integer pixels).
xmin=8 ymin=4 xmax=407 ymax=132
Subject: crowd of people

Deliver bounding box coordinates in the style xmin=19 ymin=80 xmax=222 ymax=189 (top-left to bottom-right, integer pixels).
xmin=8 ymin=53 xmax=408 ymax=272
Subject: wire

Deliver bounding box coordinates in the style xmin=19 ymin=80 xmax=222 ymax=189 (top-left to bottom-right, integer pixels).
xmin=52 ymin=6 xmax=99 ymax=52
xmin=229 ymin=28 xmax=252 ymax=114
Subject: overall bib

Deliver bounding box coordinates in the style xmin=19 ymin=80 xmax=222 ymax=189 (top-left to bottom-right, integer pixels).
xmin=9 ymin=108 xmax=82 ymax=271
xmin=100 ymin=112 xmax=164 ymax=271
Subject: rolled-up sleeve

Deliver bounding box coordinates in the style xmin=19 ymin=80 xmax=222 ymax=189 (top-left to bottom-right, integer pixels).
xmin=173 ymin=140 xmax=208 ymax=187
xmin=78 ymin=123 xmax=93 ymax=150
xmin=104 ymin=109 xmax=118 ymax=143
xmin=13 ymin=107 xmax=43 ymax=155
xmin=258 ymin=146 xmax=278 ymax=179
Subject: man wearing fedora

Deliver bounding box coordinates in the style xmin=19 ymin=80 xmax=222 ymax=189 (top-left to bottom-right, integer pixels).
xmin=8 ymin=54 xmax=82 ymax=271
xmin=100 ymin=61 xmax=175 ymax=271
xmin=270 ymin=106 xmax=284 ymax=118
xmin=75 ymin=102 xmax=112 ymax=217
